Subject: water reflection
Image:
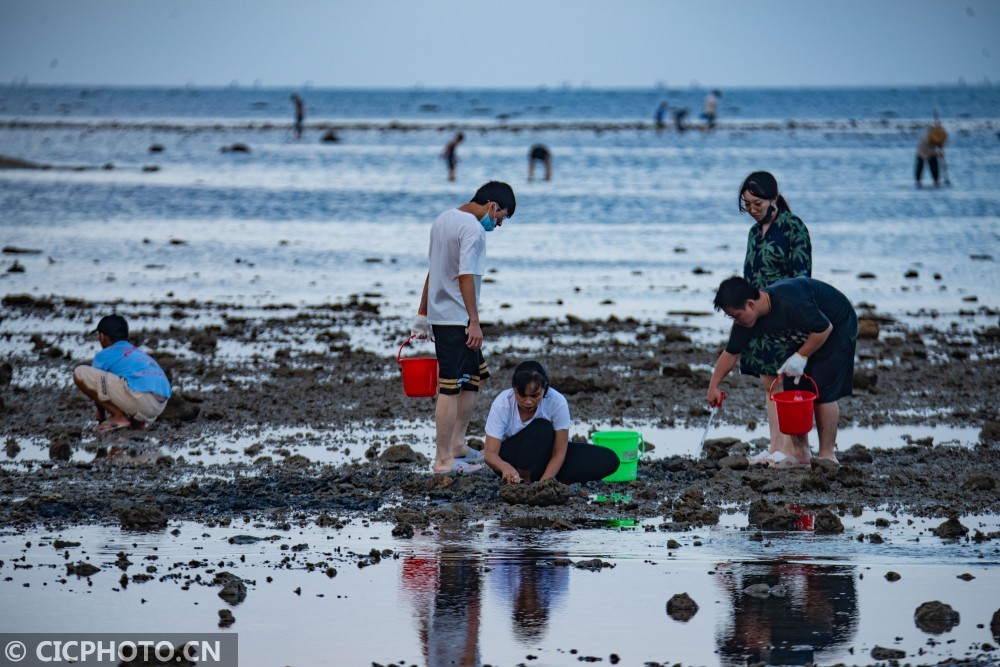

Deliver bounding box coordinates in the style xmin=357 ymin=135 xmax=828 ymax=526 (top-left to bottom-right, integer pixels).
xmin=488 ymin=548 xmax=569 ymax=644
xmin=715 ymin=559 xmax=858 ymax=666
xmin=400 ymin=538 xmax=574 ymax=667
xmin=401 ymin=548 xmax=483 ymax=667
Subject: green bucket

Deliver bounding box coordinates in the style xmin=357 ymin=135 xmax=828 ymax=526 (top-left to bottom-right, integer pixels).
xmin=592 ymin=430 xmax=644 ymax=482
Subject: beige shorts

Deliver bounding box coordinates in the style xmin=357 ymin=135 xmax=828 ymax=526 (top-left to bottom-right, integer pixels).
xmin=74 ymin=365 xmax=168 ymax=423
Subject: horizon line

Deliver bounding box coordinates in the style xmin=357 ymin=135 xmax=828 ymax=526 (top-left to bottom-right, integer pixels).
xmin=1 ymin=80 xmax=995 ymax=92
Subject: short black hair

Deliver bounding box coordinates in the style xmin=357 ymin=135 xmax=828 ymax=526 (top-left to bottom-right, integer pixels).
xmin=512 ymin=360 xmax=548 ymax=396
xmin=93 ymin=314 xmax=129 ymax=342
xmin=713 ymin=276 xmax=759 ymax=311
xmin=471 ymin=181 xmax=515 ymax=218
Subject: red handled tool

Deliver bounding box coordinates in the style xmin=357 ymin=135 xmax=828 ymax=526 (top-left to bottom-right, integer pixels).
xmin=698 ymin=391 xmax=726 ymax=454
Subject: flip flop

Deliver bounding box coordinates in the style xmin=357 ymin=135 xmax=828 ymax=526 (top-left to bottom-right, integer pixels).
xmin=459 ymin=448 xmax=485 ymax=464
xmin=432 ymin=459 xmax=482 ymax=476
xmin=754 ymin=451 xmax=808 ymax=469
xmin=95 ymin=420 xmax=129 ymax=432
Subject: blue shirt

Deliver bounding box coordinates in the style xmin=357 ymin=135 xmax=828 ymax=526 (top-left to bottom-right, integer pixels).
xmin=93 ymin=340 xmax=172 ymax=398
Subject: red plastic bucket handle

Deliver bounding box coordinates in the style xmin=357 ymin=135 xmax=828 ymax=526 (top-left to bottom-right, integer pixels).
xmin=397 ymin=334 xmax=418 ymax=366
xmin=768 ymin=373 xmax=818 ymax=401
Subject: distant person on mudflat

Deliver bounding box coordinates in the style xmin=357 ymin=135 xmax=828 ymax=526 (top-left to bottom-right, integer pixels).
xmin=737 ymin=171 xmax=812 ymax=465
xmin=290 ymin=94 xmax=305 ymax=140
xmin=673 ymin=107 xmax=688 ymax=133
xmin=441 ymin=132 xmax=464 ymax=181
xmin=73 ymin=315 xmax=171 ymax=432
xmin=654 ymin=102 xmax=668 ymax=134
xmin=915 ymin=124 xmax=948 ymax=188
xmin=702 ymin=90 xmax=721 ymax=130
xmin=413 ymin=180 xmax=516 ymax=475
xmin=707 ymin=276 xmax=858 ymax=466
xmin=483 ymin=361 xmax=619 ymax=485
xmin=527 ymin=144 xmax=552 ymax=181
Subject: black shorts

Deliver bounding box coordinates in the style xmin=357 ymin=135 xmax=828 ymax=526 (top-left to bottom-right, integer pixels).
xmin=784 ymin=340 xmax=856 ymax=404
xmin=432 ymin=325 xmax=490 ymax=395
xmin=530 ymin=145 xmax=550 ymax=161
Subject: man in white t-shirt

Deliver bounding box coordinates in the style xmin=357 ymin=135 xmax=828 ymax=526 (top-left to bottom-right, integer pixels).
xmin=702 ymin=89 xmax=721 ymax=130
xmin=413 ymin=181 xmax=516 ymax=474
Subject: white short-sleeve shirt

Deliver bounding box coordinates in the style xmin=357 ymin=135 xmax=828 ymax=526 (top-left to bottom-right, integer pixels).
xmin=485 ymin=387 xmax=571 ymax=441
xmin=427 ymin=208 xmax=486 ymax=325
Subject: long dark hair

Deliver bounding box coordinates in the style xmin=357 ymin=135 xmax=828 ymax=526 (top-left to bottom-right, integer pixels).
xmin=512 ymin=360 xmax=549 ymax=396
xmin=738 ymin=171 xmax=791 ymax=215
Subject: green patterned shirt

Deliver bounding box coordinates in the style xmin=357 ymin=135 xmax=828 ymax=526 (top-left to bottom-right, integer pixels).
xmin=743 ymin=210 xmax=812 ymax=288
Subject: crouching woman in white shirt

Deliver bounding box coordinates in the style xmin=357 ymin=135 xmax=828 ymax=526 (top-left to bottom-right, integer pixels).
xmin=483 ymin=360 xmax=620 ymax=484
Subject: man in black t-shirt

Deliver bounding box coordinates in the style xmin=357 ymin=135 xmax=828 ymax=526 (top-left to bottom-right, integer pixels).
xmin=706 ymin=276 xmax=859 ymax=465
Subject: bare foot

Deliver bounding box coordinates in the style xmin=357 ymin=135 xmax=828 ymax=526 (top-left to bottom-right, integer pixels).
xmin=95 ymin=419 xmax=129 ymax=432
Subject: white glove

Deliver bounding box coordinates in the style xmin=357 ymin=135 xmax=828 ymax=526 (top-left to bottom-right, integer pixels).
xmin=411 ymin=314 xmax=432 ymax=340
xmin=778 ymin=353 xmax=808 ymax=383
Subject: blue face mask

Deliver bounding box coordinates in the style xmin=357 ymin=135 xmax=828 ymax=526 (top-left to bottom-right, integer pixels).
xmin=479 ymin=211 xmax=496 ymax=232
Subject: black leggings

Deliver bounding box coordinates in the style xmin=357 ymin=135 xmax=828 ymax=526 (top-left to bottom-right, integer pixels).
xmin=497 ymin=419 xmax=620 ymax=484
xmin=915 ymin=156 xmax=939 ymax=183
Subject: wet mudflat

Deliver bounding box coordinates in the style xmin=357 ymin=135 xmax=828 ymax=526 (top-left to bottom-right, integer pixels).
xmin=1 ymin=297 xmax=999 ymax=665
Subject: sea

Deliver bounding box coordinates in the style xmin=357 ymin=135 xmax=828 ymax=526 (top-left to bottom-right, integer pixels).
xmin=1 ymin=84 xmax=998 ymax=335
xmin=2 ymin=85 xmax=1000 ymax=667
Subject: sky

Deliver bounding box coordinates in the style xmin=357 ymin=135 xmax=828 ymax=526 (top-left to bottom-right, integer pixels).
xmin=1 ymin=0 xmax=997 ymax=89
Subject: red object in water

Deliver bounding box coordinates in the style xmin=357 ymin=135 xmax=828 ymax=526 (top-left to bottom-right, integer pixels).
xmin=787 ymin=504 xmax=814 ymax=531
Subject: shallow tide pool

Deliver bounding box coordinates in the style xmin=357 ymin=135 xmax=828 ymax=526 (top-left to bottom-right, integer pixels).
xmin=1 ymin=510 xmax=997 ymax=667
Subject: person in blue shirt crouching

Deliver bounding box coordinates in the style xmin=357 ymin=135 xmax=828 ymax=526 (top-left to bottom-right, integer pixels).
xmin=73 ymin=314 xmax=172 ymax=432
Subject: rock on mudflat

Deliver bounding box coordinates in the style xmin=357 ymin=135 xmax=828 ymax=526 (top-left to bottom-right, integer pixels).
xmin=857 ymin=318 xmax=880 ymax=339
xmin=813 ymin=508 xmax=845 ymax=534
xmin=379 ymin=444 xmax=420 ymax=463
xmin=216 ymin=573 xmax=247 ymax=605
xmin=980 ymin=420 xmax=1000 ymax=444
xmin=574 ymin=558 xmax=614 ymax=572
xmin=499 ymin=478 xmax=569 ymax=507
xmin=914 ymin=600 xmax=960 ymax=634
xmin=931 ymin=516 xmax=969 ymax=539
xmin=67 ymin=562 xmax=100 ymax=577
xmin=120 ymin=506 xmax=168 ymax=531
xmin=391 ymin=522 xmax=415 ymax=538
xmin=158 ymin=395 xmax=200 ymax=423
xmin=871 ymin=646 xmax=906 ymax=660
xmin=666 ymin=593 xmax=699 ymax=621
xmin=747 ymin=499 xmax=801 ymax=531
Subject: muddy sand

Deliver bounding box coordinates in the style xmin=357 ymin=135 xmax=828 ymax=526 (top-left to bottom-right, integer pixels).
xmin=1 ymin=295 xmax=998 ymax=532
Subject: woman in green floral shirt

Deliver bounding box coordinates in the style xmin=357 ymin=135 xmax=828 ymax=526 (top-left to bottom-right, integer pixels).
xmin=738 ymin=171 xmax=812 ymax=462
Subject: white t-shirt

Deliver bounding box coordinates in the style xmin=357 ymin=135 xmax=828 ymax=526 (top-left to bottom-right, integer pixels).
xmin=427 ymin=208 xmax=486 ymax=325
xmin=485 ymin=387 xmax=571 ymax=441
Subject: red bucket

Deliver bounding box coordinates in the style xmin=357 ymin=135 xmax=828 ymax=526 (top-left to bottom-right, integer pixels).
xmin=768 ymin=374 xmax=818 ymax=436
xmin=397 ymin=335 xmax=438 ymax=398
